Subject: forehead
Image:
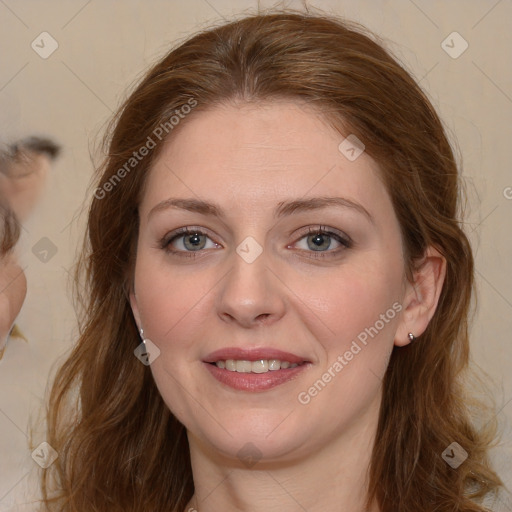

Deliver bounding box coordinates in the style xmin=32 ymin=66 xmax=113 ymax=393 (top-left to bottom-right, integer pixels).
xmin=140 ymin=100 xmax=391 ymax=218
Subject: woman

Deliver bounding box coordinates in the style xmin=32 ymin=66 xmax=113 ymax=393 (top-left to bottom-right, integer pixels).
xmin=42 ymin=11 xmax=507 ymax=512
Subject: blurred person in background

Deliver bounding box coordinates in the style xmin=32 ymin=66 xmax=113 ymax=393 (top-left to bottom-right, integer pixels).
xmin=0 ymin=136 xmax=59 ymax=359
xmin=0 ymin=136 xmax=60 ymax=223
xmin=0 ymin=193 xmax=26 ymax=359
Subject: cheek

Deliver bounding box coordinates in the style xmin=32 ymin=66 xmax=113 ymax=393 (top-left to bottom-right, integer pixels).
xmin=133 ymin=253 xmax=215 ymax=351
xmin=293 ymin=266 xmax=401 ymax=423
xmin=132 ymin=255 xmax=214 ymax=420
xmin=293 ymin=254 xmax=403 ymax=347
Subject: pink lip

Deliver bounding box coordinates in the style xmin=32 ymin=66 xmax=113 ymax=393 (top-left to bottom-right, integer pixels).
xmin=202 ymin=347 xmax=312 ymax=392
xmin=203 ymin=347 xmax=308 ymax=365
xmin=204 ymin=362 xmax=311 ymax=392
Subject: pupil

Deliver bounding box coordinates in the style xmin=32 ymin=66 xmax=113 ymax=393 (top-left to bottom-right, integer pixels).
xmin=184 ymin=232 xmax=205 ymax=250
xmin=308 ymin=233 xmax=330 ymax=251
xmin=313 ymin=235 xmax=323 ymax=246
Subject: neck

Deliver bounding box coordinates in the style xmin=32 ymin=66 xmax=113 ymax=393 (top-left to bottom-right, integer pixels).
xmin=185 ymin=395 xmax=382 ymax=512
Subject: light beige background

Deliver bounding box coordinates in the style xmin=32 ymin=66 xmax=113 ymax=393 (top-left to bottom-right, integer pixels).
xmin=0 ymin=0 xmax=511 ymax=509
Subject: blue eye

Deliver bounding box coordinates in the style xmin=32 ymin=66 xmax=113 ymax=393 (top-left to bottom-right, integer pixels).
xmin=162 ymin=228 xmax=220 ymax=255
xmin=293 ymin=227 xmax=351 ymax=257
xmin=161 ymin=225 xmax=351 ymax=259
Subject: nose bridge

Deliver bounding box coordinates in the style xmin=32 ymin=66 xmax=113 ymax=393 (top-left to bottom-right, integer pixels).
xmin=216 ymin=237 xmax=285 ymax=326
xmin=226 ymin=238 xmax=271 ymax=303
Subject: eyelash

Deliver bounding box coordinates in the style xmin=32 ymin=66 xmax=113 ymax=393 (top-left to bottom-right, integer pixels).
xmin=160 ymin=225 xmax=352 ymax=259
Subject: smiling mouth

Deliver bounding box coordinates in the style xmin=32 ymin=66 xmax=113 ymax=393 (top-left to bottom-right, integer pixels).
xmin=210 ymin=359 xmax=306 ymax=373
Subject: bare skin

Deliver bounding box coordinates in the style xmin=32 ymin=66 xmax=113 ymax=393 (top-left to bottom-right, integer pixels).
xmin=130 ymin=100 xmax=446 ymax=512
xmin=0 ymin=252 xmax=27 ymax=358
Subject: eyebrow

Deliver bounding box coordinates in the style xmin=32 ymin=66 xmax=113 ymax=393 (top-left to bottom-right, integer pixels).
xmin=148 ymin=196 xmax=374 ymax=224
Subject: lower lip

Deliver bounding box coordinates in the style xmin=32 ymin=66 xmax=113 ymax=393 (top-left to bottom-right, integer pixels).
xmin=204 ymin=362 xmax=310 ymax=391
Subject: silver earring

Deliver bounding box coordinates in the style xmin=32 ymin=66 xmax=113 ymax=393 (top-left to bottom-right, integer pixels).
xmin=408 ymin=332 xmax=416 ymax=342
xmin=139 ymin=328 xmax=146 ymax=343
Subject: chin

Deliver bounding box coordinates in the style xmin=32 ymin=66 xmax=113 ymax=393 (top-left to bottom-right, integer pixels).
xmin=187 ymin=410 xmax=322 ymax=466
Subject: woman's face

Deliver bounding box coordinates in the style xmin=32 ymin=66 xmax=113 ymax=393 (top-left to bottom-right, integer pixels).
xmin=131 ymin=100 xmax=410 ymax=462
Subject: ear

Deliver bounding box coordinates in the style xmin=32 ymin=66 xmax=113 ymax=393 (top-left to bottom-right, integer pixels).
xmin=129 ymin=288 xmax=142 ymax=331
xmin=395 ymin=245 xmax=446 ymax=347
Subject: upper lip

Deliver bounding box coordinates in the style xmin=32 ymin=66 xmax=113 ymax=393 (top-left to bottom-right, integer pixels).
xmin=204 ymin=347 xmax=309 ymax=365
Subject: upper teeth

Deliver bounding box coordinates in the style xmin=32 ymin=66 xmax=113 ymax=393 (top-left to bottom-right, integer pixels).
xmin=215 ymin=359 xmax=299 ymax=373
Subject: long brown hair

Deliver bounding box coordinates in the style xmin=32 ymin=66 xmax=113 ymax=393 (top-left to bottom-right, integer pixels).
xmin=42 ymin=11 xmax=505 ymax=512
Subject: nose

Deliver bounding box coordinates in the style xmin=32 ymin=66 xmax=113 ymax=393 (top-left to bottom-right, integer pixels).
xmin=215 ymin=246 xmax=286 ymax=329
